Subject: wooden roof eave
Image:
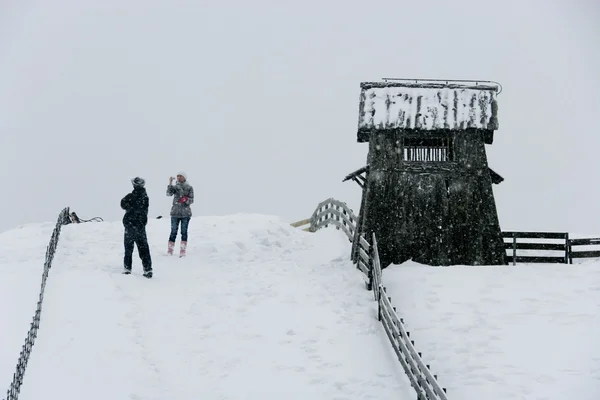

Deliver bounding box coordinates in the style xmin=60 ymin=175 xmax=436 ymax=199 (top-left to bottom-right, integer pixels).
xmin=343 ymin=165 xmax=369 ymax=188
xmin=489 ymin=168 xmax=504 ymax=184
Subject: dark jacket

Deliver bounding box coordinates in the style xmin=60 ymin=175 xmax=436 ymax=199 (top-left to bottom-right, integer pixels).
xmin=166 ymin=181 xmax=194 ymax=217
xmin=121 ymin=187 xmax=149 ymax=227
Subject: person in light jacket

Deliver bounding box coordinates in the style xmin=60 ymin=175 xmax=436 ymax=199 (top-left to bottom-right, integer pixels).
xmin=166 ymin=171 xmax=194 ymax=256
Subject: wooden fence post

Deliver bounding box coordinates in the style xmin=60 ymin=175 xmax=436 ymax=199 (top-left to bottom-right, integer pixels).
xmin=512 ymin=234 xmax=517 ymax=266
xmin=367 ymin=244 xmax=374 ymax=291
xmin=377 ymin=287 xmax=382 ymax=321
xmin=565 ymin=232 xmax=570 ymax=264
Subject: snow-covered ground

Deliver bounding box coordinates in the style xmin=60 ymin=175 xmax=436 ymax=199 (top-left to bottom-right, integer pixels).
xmin=2 ymin=215 xmax=599 ymax=400
xmin=0 ymin=216 xmax=413 ymax=400
xmin=384 ymin=261 xmax=600 ymax=400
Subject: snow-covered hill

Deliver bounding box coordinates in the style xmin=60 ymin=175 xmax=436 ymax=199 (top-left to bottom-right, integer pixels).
xmin=0 ymin=216 xmax=413 ymax=400
xmin=1 ymin=215 xmax=599 ymax=399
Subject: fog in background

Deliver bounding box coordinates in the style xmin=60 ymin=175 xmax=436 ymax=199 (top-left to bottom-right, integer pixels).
xmin=0 ymin=0 xmax=598 ymax=234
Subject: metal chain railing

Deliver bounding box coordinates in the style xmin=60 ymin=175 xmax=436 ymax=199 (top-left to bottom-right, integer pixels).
xmin=3 ymin=207 xmax=70 ymax=400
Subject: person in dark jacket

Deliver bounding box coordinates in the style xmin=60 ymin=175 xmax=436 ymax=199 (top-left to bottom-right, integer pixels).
xmin=166 ymin=171 xmax=194 ymax=257
xmin=121 ymin=177 xmax=153 ymax=278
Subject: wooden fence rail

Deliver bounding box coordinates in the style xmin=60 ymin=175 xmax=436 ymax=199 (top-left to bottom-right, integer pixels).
xmin=307 ymin=198 xmax=357 ymax=241
xmin=502 ymin=231 xmax=600 ymax=264
xmin=502 ymin=231 xmax=569 ymax=265
xmin=356 ymin=235 xmax=371 ymax=288
xmin=290 ymin=218 xmax=311 ymax=231
xmin=567 ymin=237 xmax=600 ymax=263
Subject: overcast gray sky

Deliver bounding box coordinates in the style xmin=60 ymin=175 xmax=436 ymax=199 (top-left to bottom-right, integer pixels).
xmin=0 ymin=0 xmax=598 ymax=234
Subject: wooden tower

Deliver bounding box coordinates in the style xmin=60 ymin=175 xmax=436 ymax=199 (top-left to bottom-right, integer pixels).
xmin=347 ymin=79 xmax=506 ymax=268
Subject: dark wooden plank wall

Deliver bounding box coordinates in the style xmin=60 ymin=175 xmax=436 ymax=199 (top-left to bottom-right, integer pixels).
xmin=360 ymin=129 xmax=505 ymax=267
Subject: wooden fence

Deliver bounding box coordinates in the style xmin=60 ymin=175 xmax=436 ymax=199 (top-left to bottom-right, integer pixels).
xmin=355 ymin=234 xmax=373 ymax=289
xmin=296 ymin=198 xmax=449 ymax=400
xmin=502 ymin=231 xmax=600 ymax=265
xmin=291 ymin=198 xmax=357 ymax=241
xmin=293 ymin=219 xmax=600 ymax=266
xmin=568 ymin=237 xmax=600 ymax=263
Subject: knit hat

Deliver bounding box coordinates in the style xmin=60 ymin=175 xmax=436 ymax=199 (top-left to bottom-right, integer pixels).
xmin=131 ymin=177 xmax=145 ymax=188
xmin=177 ymin=171 xmax=187 ymax=181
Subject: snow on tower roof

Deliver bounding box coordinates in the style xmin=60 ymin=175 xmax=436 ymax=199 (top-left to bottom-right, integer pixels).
xmin=357 ymin=80 xmax=499 ymax=141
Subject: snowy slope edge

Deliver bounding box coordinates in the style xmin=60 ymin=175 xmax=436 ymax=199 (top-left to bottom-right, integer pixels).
xmin=3 ymin=207 xmax=70 ymax=400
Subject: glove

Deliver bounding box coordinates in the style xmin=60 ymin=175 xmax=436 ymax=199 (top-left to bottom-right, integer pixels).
xmin=179 ymin=196 xmax=189 ymax=204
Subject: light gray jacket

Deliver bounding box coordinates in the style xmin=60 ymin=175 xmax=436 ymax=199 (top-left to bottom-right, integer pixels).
xmin=166 ymin=181 xmax=194 ymax=218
